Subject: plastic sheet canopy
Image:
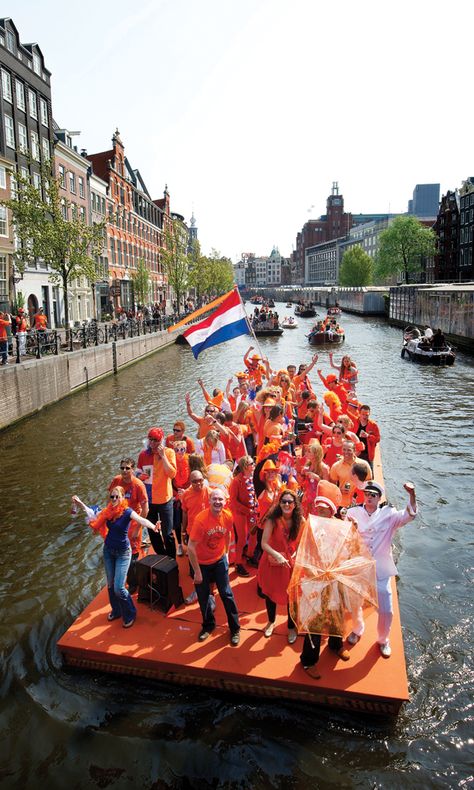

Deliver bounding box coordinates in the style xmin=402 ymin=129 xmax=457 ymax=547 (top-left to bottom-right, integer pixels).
xmin=288 ymin=515 xmax=378 ymax=637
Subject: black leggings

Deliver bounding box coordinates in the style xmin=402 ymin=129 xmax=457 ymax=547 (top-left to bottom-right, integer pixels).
xmin=265 ymin=597 xmax=296 ymax=629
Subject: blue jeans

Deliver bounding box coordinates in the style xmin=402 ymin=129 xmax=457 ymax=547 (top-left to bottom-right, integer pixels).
xmin=103 ymin=544 xmax=137 ymax=624
xmin=195 ymin=555 xmax=240 ymax=634
xmin=148 ymin=499 xmax=175 ymax=558
xmin=0 ymin=340 xmax=7 ymax=365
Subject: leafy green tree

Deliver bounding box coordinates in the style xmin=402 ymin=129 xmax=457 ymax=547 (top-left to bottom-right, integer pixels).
xmin=162 ymin=218 xmax=189 ymax=311
xmin=131 ymin=257 xmax=150 ymax=305
xmin=376 ymin=216 xmax=436 ymax=284
xmin=3 ymin=161 xmax=105 ymax=329
xmin=339 ymin=246 xmax=373 ymax=286
xmin=187 ymin=239 xmax=211 ymax=304
xmin=203 ymin=249 xmax=234 ymax=297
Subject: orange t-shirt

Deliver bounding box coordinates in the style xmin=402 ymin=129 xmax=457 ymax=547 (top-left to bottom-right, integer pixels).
xmin=189 ymin=507 xmax=234 ymax=565
xmin=165 ymin=434 xmax=196 ymax=453
xmin=181 ymin=485 xmax=210 ymax=531
xmin=151 ymin=448 xmax=177 ymax=504
xmin=196 ymin=416 xmax=215 ymax=439
xmin=34 ymin=314 xmax=47 ymax=330
xmin=0 ymin=317 xmax=9 ymax=341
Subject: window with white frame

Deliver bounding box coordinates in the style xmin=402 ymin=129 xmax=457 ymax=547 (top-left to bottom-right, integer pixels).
xmin=28 ymin=89 xmax=38 ymax=119
xmin=18 ymin=122 xmax=28 ymax=153
xmin=15 ymin=79 xmax=25 ymax=111
xmin=33 ymin=53 xmax=41 ymax=76
xmin=20 ymin=165 xmax=28 ymax=181
xmin=78 ymin=176 xmax=84 ymax=198
xmin=6 ymin=30 xmax=15 ymax=54
xmin=33 ymin=172 xmax=41 ymax=195
xmin=42 ymin=138 xmax=49 ymax=161
xmin=69 ymin=172 xmax=76 ymax=193
xmin=40 ymin=98 xmax=48 ymax=126
xmin=30 ymin=130 xmax=40 ymax=160
xmin=80 ymin=206 xmax=86 ymax=221
xmin=0 ymin=206 xmax=8 ymax=236
xmin=59 ymin=165 xmax=65 ymax=187
xmin=0 ymin=166 xmax=6 ymax=189
xmin=0 ymin=255 xmax=7 ymax=296
xmin=4 ymin=115 xmax=15 ymax=148
xmin=1 ymin=69 xmax=12 ymax=102
xmin=61 ymin=199 xmax=67 ymax=219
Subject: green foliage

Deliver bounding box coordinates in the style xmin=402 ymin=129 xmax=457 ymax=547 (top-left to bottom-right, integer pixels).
xmin=161 ymin=218 xmax=189 ymax=309
xmin=187 ymin=239 xmax=210 ymax=300
xmin=339 ymin=246 xmax=373 ymax=286
xmin=3 ymin=160 xmax=105 ymax=326
xmin=375 ymin=215 xmax=436 ymax=284
xmin=203 ymin=249 xmax=234 ymax=297
xmin=131 ymin=258 xmax=150 ymax=305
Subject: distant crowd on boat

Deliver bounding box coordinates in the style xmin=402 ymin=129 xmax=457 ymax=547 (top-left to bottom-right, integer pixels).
xmin=72 ymin=340 xmax=417 ymax=673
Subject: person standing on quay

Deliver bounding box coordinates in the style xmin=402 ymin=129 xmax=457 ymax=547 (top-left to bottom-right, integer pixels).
xmin=187 ymin=488 xmax=241 ymax=646
xmin=0 ymin=311 xmax=11 ymax=365
xmin=347 ymin=480 xmax=417 ymax=657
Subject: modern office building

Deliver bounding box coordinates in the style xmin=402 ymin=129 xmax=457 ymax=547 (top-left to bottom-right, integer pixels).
xmin=408 ymin=183 xmax=440 ymax=218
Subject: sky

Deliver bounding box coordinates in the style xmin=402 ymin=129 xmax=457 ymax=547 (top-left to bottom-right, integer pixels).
xmin=8 ymin=0 xmax=474 ymax=261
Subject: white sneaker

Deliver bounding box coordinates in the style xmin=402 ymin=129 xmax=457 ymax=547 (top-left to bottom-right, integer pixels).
xmin=379 ymin=641 xmax=391 ymax=658
xmin=287 ymin=628 xmax=297 ymax=645
xmin=177 ymin=544 xmax=184 ymax=556
xmin=185 ymin=590 xmax=198 ymax=605
xmin=264 ymin=622 xmax=275 ymax=638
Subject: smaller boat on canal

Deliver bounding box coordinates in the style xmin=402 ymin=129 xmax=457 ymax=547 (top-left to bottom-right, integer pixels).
xmin=401 ymin=326 xmax=455 ymax=366
xmin=327 ymin=306 xmax=342 ymax=316
xmin=286 ymin=302 xmax=293 ymax=308
xmin=308 ymin=327 xmax=345 ymax=346
xmin=281 ymin=316 xmax=298 ymax=329
xmin=252 ymin=321 xmax=284 ymax=337
xmin=295 ymin=302 xmax=317 ymax=318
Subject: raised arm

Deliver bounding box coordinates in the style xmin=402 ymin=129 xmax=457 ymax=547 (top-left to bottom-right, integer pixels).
xmin=328 ymin=352 xmax=339 ymax=371
xmin=197 ymin=378 xmax=213 ymax=405
xmin=185 ymin=392 xmax=201 ymax=425
xmin=129 ymin=510 xmax=160 ymax=532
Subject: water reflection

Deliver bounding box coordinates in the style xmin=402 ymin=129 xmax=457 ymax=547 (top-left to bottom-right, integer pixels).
xmin=1 ymin=307 xmax=473 ymax=787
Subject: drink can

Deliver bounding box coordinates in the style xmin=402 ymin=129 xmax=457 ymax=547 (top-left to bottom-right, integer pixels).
xmin=70 ymin=502 xmax=78 ymax=516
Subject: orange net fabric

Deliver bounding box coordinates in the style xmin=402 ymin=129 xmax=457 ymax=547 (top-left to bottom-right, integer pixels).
xmin=288 ymin=515 xmax=377 ymax=637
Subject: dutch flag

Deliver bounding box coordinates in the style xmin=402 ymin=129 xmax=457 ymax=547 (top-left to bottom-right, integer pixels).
xmin=183 ymin=289 xmax=250 ymax=358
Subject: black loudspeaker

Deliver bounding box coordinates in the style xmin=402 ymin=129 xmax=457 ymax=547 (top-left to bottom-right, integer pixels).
xmin=136 ymin=555 xmax=184 ymax=612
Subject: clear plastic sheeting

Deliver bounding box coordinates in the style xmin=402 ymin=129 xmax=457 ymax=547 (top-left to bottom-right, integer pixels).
xmin=288 ymin=515 xmax=377 ymax=637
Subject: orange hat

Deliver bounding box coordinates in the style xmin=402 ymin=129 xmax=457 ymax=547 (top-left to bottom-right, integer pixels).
xmin=326 ymin=373 xmax=338 ymax=383
xmin=18 ymin=308 xmax=24 ymax=313
xmin=148 ymin=427 xmax=164 ymax=441
xmin=251 ymin=353 xmax=261 ymax=360
xmin=236 ymin=371 xmax=248 ymax=380
xmin=315 ymin=480 xmax=342 ymax=513
xmin=263 ymin=398 xmax=276 ymax=407
xmin=260 ymin=459 xmax=278 ymax=480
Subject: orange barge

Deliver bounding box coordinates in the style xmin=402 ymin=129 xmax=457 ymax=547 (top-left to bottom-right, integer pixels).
xmin=57 ymin=450 xmax=409 ymax=715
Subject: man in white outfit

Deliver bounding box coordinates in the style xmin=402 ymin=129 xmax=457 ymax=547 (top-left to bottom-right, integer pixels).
xmin=346 ymin=480 xmax=417 ymax=658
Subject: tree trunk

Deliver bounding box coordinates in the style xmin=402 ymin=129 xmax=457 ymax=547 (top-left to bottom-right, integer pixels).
xmin=62 ymin=272 xmax=69 ymax=341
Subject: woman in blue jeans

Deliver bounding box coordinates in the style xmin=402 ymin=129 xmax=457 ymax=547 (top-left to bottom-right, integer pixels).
xmin=72 ymin=486 xmax=158 ymax=628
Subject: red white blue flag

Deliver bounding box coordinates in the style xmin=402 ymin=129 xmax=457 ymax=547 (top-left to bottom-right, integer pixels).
xmin=182 ymin=288 xmax=249 ymax=358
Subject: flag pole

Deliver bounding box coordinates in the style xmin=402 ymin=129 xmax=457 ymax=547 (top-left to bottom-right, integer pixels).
xmin=236 ymin=288 xmax=269 ymax=365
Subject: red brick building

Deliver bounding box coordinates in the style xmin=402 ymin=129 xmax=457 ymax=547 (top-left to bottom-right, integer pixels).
xmin=88 ymin=129 xmax=171 ymax=313
xmin=292 ymin=183 xmax=352 ymax=283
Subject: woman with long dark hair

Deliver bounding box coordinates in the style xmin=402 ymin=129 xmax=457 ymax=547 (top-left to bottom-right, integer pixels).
xmin=257 ymin=489 xmax=306 ymax=643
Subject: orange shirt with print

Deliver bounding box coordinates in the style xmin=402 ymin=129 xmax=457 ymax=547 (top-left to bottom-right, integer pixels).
xmin=181 ymin=484 xmax=210 ymax=531
xmin=151 ymin=448 xmax=177 ymax=504
xmin=189 ymin=506 xmax=234 ymax=565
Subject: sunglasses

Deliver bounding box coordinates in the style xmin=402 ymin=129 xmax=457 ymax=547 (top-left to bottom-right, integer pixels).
xmin=175 ymin=447 xmax=186 ymax=453
xmin=120 ymin=466 xmax=132 ymax=470
xmin=191 ymin=478 xmax=204 ymax=484
xmin=173 ymin=428 xmax=182 ymax=432
xmin=281 ymin=499 xmax=295 ymax=505
xmin=364 ymin=491 xmax=380 ymax=498
xmin=110 ymin=494 xmax=120 ymax=500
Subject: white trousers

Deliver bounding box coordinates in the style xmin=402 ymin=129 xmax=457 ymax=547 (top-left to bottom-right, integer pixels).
xmin=351 ymin=576 xmax=393 ymax=644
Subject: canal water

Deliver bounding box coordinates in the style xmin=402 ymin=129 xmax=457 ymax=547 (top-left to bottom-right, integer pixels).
xmin=1 ymin=306 xmax=473 ymax=788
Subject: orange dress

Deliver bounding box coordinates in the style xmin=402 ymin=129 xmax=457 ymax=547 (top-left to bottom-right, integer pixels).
xmin=257 ymin=517 xmax=304 ymax=605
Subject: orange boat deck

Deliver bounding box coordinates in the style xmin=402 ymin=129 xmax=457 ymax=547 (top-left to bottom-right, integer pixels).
xmin=58 ymin=559 xmax=408 ymax=716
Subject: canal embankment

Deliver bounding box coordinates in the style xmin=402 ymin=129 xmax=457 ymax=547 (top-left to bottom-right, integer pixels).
xmin=0 ymin=328 xmax=179 ymax=430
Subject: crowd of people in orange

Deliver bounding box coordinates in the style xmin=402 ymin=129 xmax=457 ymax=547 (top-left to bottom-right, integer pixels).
xmin=73 ymin=343 xmax=417 ymax=672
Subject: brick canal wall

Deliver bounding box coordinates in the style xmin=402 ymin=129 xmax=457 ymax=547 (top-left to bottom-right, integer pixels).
xmin=0 ymin=330 xmax=179 ymax=431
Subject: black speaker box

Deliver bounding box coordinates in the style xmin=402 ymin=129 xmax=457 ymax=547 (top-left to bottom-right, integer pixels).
xmin=136 ymin=554 xmax=184 ymax=612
